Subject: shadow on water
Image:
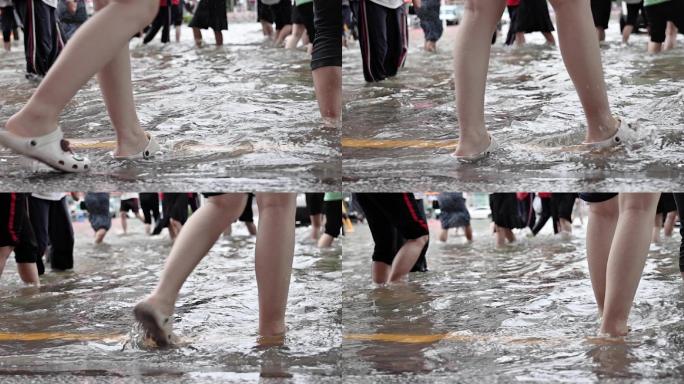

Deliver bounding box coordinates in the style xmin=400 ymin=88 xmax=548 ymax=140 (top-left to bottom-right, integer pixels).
xmin=0 ymin=24 xmax=339 ymax=191
xmin=0 ymin=219 xmax=342 ymax=382
xmin=342 ymin=24 xmax=684 ymax=191
xmin=341 ymin=220 xmax=684 ymax=382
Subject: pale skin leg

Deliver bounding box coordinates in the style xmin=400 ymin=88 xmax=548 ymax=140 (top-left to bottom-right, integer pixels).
xmin=388 ymin=235 xmax=429 ymax=282
xmin=120 ymin=212 xmax=128 ymax=234
xmin=596 ymin=27 xmax=606 ymax=42
xmin=0 ymin=246 xmax=12 ymax=277
xmin=94 ymin=228 xmax=108 ymax=244
xmin=261 ymin=21 xmax=274 ymax=39
xmin=515 ymin=32 xmax=525 ymax=46
xmin=664 ymin=21 xmax=677 ymax=50
xmin=4 ymin=0 xmax=158 ymax=157
xmin=318 ymin=233 xmax=334 ymax=248
xmin=245 ymin=222 xmax=257 ymax=236
xmin=542 ymin=32 xmax=556 ymax=45
xmin=17 ymin=263 xmax=39 ymax=285
xmin=213 ymin=29 xmax=223 ymax=46
xmin=586 ymin=197 xmax=619 ymax=313
xmin=600 ymin=193 xmax=659 ymax=336
xmin=663 ymin=211 xmax=677 ymax=237
xmin=464 ymin=225 xmax=473 ymax=242
xmin=286 ymin=24 xmax=305 ymax=49
xmin=192 ymin=28 xmax=203 ymax=47
xmin=652 ymin=213 xmax=662 ymax=244
xmin=254 ymin=193 xmax=296 ymax=336
xmin=140 ymin=193 xmax=295 ymax=337
xmin=622 ymin=25 xmax=634 ymax=44
xmin=313 ymin=67 xmax=342 ymax=124
xmin=372 ymin=262 xmax=391 ymax=284
xmin=439 ymin=228 xmax=449 ymax=242
xmin=453 ymin=0 xmax=618 ymax=157
xmin=168 ymin=218 xmax=182 ymax=241
xmin=274 ymin=25 xmax=293 ymax=47
xmin=310 ymin=214 xmax=322 ymax=240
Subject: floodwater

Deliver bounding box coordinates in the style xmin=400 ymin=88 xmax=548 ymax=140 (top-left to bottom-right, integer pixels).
xmin=342 ymin=22 xmax=684 ymax=191
xmin=0 ymin=24 xmax=339 ymax=191
xmin=0 ymin=214 xmax=342 ymax=382
xmin=341 ymin=219 xmax=684 ymax=382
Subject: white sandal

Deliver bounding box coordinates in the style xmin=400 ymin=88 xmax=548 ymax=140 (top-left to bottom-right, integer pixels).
xmin=583 ymin=118 xmax=633 ymax=150
xmin=111 ymin=132 xmax=161 ymax=160
xmin=133 ymin=301 xmax=174 ymax=347
xmin=451 ymin=134 xmax=498 ymax=163
xmin=0 ymin=127 xmax=90 ymax=173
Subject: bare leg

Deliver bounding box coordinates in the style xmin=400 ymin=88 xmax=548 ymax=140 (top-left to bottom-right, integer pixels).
xmin=274 ymin=25 xmax=293 ymax=46
xmin=121 ymin=213 xmax=128 ymax=234
xmin=586 ymin=197 xmax=618 ymax=314
xmin=318 ymin=233 xmax=334 ymax=248
xmin=622 ymin=25 xmax=634 ymax=44
xmin=549 ymin=0 xmax=619 ymax=143
xmin=388 ymin=235 xmax=429 ymax=282
xmin=464 ymin=225 xmax=473 ymax=242
xmin=0 ymin=246 xmax=12 ymax=277
xmin=515 ymin=32 xmax=525 ymax=46
xmin=601 ymin=193 xmax=659 ymax=336
xmin=95 ymin=228 xmax=108 ymax=244
xmin=261 ymin=21 xmax=274 ymax=39
xmin=286 ymin=24 xmax=305 ymax=49
xmin=313 ymin=66 xmax=342 ymax=124
xmin=439 ymin=228 xmax=448 ymax=242
xmin=664 ymin=21 xmax=677 ymax=50
xmin=542 ymin=31 xmax=556 ymax=45
xmin=504 ymin=228 xmax=516 ymax=244
xmin=144 ymin=194 xmax=248 ymax=316
xmin=246 ymin=222 xmax=257 ymax=236
xmin=495 ymin=225 xmax=506 ymax=248
xmin=453 ymin=0 xmax=506 ymax=157
xmin=192 ymin=28 xmax=202 ymax=47
xmin=372 ymin=261 xmax=391 ymax=284
xmin=4 ymin=0 xmax=158 ymax=156
xmin=648 ymin=41 xmax=663 ymax=53
xmin=168 ymin=218 xmax=183 ymax=241
xmin=596 ymin=27 xmax=605 ymax=42
xmin=664 ymin=212 xmax=677 ymax=237
xmin=214 ymin=30 xmax=223 ymax=46
xmin=254 ymin=193 xmax=296 ymax=336
xmin=652 ymin=213 xmax=662 ymax=244
xmin=310 ymin=214 xmax=323 ymax=240
xmin=175 ymin=25 xmax=181 ymax=43
xmin=17 ymin=263 xmax=39 ymax=285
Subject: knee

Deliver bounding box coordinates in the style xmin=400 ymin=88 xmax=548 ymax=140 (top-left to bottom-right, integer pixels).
xmin=464 ymin=0 xmax=505 ymax=15
xmin=114 ymin=0 xmax=159 ymax=25
xmin=413 ymin=235 xmax=429 ymax=247
xmin=548 ymin=0 xmax=574 ymax=11
xmin=619 ymin=194 xmax=659 ymax=215
xmin=589 ymin=202 xmax=618 ymax=220
xmin=256 ymin=193 xmax=296 ymax=213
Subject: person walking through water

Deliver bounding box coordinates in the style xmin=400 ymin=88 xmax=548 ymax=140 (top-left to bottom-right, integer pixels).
xmin=452 ymin=0 xmax=631 ymax=161
xmin=0 ymin=0 xmax=161 ymax=173
xmin=188 ymin=0 xmax=227 ymax=47
xmin=134 ymin=193 xmax=296 ymax=347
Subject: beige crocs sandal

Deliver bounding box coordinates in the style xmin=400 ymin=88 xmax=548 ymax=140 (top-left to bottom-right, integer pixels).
xmin=451 ymin=134 xmax=499 ymax=163
xmin=0 ymin=127 xmax=90 ymax=173
xmin=112 ymin=132 xmax=161 ymax=160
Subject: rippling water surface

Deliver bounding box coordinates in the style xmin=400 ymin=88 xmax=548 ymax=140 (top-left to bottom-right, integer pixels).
xmin=342 ymin=23 xmax=684 ymax=191
xmin=0 ymin=24 xmax=339 ymax=191
xmin=341 ymin=219 xmax=684 ymax=382
xmin=0 ymin=216 xmax=341 ymax=382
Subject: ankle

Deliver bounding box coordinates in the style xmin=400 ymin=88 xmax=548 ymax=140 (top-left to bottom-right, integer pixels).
xmin=600 ymin=320 xmax=629 ymax=337
xmin=5 ymin=109 xmax=58 ymax=136
xmin=145 ymin=293 xmax=175 ymax=316
xmin=259 ymin=319 xmax=286 ymax=337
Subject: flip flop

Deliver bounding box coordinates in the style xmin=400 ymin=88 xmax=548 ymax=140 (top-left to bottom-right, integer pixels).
xmin=451 ymin=134 xmax=498 ymax=163
xmin=133 ymin=301 xmax=174 ymax=347
xmin=583 ymin=117 xmax=633 ymax=150
xmin=0 ymin=127 xmax=90 ymax=173
xmin=111 ymin=132 xmax=161 ymax=160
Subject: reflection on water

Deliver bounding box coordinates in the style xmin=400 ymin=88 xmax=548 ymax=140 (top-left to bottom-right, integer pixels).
xmin=0 ymin=219 xmax=341 ymax=382
xmin=341 ymin=220 xmax=684 ymax=382
xmin=0 ymin=24 xmax=339 ymax=191
xmin=342 ymin=24 xmax=684 ymax=191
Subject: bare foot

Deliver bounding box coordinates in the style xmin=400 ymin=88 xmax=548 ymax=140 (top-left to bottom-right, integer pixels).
xmin=584 ymin=116 xmax=620 ymax=144
xmin=454 ymin=131 xmax=491 ymax=158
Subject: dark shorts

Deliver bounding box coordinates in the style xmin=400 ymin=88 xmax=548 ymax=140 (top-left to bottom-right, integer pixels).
xmin=139 ymin=193 xmax=160 ymax=225
xmin=645 ymin=0 xmax=684 ymax=43
xmin=324 ymin=199 xmax=342 ymax=238
xmin=311 ymin=0 xmax=342 ymax=70
xmin=292 ymin=1 xmax=315 ymax=43
xmin=85 ymin=193 xmax=112 ymax=232
xmin=554 ymin=193 xmax=577 ymax=222
xmin=120 ymin=198 xmax=140 ymax=213
xmin=239 ymin=194 xmax=255 ymax=223
xmin=625 ymin=1 xmax=644 ymax=26
xmin=355 ymin=193 xmax=429 ymax=267
xmin=591 ymin=0 xmax=612 ymax=29
xmin=657 ymin=193 xmax=677 ymax=215
xmin=258 ymin=0 xmax=292 ymax=30
xmin=0 ymin=193 xmax=39 ymax=264
xmin=306 ymin=193 xmax=325 ymax=216
xmin=163 ymin=193 xmax=189 ymax=224
xmin=489 ymin=193 xmax=525 ymax=229
xmin=171 ymin=2 xmax=183 ymax=26
xmin=579 ymin=193 xmax=618 ymax=203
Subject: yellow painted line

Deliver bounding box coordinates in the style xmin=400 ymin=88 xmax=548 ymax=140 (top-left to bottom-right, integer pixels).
xmin=345 ymin=333 xmax=553 ymax=345
xmin=67 ymin=139 xmax=253 ymax=154
xmin=342 ymin=138 xmax=458 ymax=150
xmin=0 ymin=331 xmax=126 ymax=342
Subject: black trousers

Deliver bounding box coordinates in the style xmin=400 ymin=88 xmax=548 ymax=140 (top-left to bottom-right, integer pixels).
xmin=15 ymin=0 xmax=63 ymax=76
xmin=139 ymin=193 xmax=160 ymax=225
xmin=323 ymin=199 xmax=343 ymax=238
xmin=144 ymin=5 xmax=171 ymax=44
xmin=674 ymin=193 xmax=684 ymax=273
xmin=312 ymin=0 xmax=342 ymax=70
xmin=353 ymin=0 xmax=408 ymax=82
xmin=28 ymin=196 xmax=74 ymax=274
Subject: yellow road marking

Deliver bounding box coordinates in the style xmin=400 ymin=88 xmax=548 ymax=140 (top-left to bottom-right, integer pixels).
xmin=345 ymin=333 xmax=552 ymax=345
xmin=342 ymin=138 xmax=458 ymax=150
xmin=0 ymin=332 xmax=125 ymax=342
xmin=68 ymin=139 xmax=253 ymax=154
